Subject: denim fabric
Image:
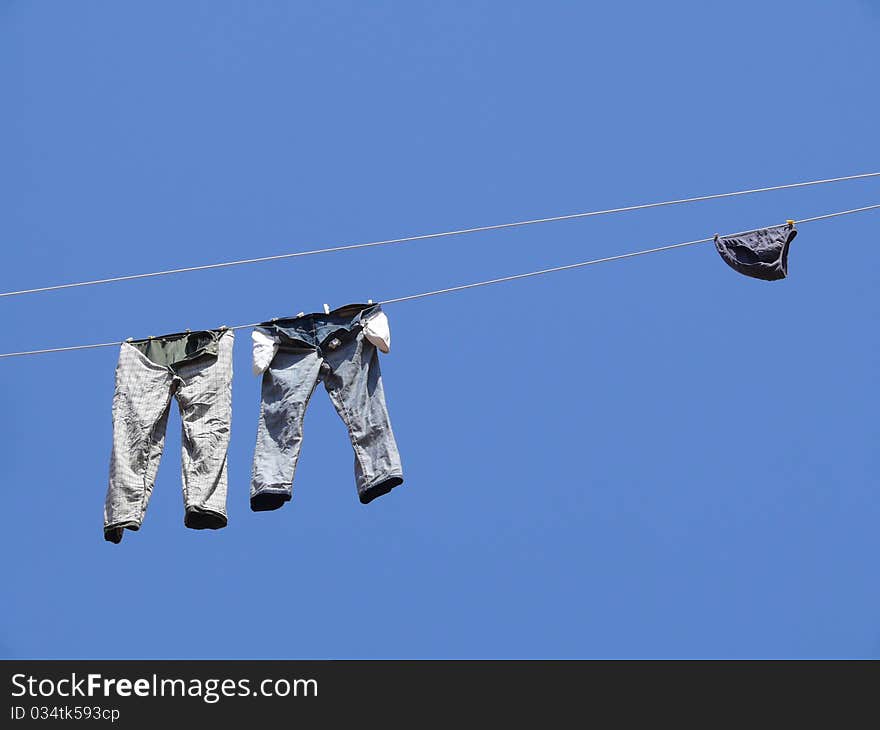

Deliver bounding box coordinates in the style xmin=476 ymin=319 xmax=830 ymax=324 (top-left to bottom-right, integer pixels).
xmin=714 ymin=223 xmax=797 ymax=281
xmin=104 ymin=329 xmax=233 ymax=543
xmin=251 ymin=303 xmax=403 ymax=510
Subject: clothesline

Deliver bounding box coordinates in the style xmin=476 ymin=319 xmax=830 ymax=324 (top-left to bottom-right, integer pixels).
xmin=1 ymin=171 xmax=878 ymax=300
xmin=2 ymin=202 xmax=878 ymax=361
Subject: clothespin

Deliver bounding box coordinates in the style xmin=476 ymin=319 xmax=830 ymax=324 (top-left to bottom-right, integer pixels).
xmin=367 ymin=299 xmax=373 ymax=304
xmin=296 ymin=311 xmax=305 ymax=317
xmin=219 ymin=325 xmax=228 ymax=330
xmin=786 ymin=219 xmax=795 ymax=226
xmin=125 ymin=337 xmax=133 ymax=342
xmin=323 ymin=304 xmax=331 ymax=314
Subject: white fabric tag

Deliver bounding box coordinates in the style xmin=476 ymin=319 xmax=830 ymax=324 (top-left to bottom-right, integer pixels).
xmin=363 ymin=311 xmax=391 ymax=354
xmin=252 ymin=329 xmax=279 ymax=376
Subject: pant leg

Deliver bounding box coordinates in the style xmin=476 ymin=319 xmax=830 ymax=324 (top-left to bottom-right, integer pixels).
xmin=104 ymin=344 xmax=175 ymax=543
xmin=322 ymin=331 xmax=404 ymax=504
xmin=174 ymin=330 xmax=235 ymax=531
xmin=250 ymin=347 xmax=322 ymax=511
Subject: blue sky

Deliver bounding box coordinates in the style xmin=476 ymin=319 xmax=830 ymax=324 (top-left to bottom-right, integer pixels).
xmin=1 ymin=1 xmax=878 ymax=659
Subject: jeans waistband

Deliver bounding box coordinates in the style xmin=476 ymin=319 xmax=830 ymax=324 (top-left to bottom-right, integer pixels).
xmin=258 ymin=303 xmax=381 ymax=349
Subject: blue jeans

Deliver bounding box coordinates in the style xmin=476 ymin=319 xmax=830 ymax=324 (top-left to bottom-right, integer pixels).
xmin=250 ymin=304 xmax=404 ymax=510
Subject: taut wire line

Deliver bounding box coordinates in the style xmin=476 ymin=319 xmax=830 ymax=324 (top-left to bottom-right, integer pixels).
xmin=1 ymin=202 xmax=878 ymax=359
xmin=1 ymin=172 xmax=878 ymax=299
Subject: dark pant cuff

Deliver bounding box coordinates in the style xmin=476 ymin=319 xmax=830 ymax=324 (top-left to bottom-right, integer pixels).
xmin=250 ymin=490 xmax=292 ymax=512
xmin=184 ymin=507 xmax=228 ymax=530
xmin=104 ymin=520 xmax=140 ymax=544
xmin=359 ymin=475 xmax=404 ymax=504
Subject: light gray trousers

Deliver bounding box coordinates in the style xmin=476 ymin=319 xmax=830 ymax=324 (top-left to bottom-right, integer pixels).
xmin=251 ymin=329 xmax=403 ymax=510
xmin=103 ymin=330 xmax=234 ymax=543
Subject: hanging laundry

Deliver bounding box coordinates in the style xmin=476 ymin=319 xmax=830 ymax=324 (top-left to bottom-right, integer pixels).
xmin=250 ymin=303 xmax=403 ymax=510
xmin=103 ymin=328 xmax=234 ymax=543
xmin=713 ymin=222 xmax=797 ymax=281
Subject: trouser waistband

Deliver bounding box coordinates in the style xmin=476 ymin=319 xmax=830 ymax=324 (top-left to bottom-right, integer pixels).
xmin=126 ymin=327 xmax=229 ymax=368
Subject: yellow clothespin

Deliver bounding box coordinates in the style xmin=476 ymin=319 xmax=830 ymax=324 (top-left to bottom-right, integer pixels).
xmin=786 ymin=219 xmax=795 ymax=226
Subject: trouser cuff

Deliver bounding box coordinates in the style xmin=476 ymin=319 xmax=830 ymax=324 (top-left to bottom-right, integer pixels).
xmin=184 ymin=507 xmax=228 ymax=530
xmin=250 ymin=489 xmax=292 ymax=512
xmin=359 ymin=474 xmax=404 ymax=504
xmin=103 ymin=520 xmax=140 ymax=544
